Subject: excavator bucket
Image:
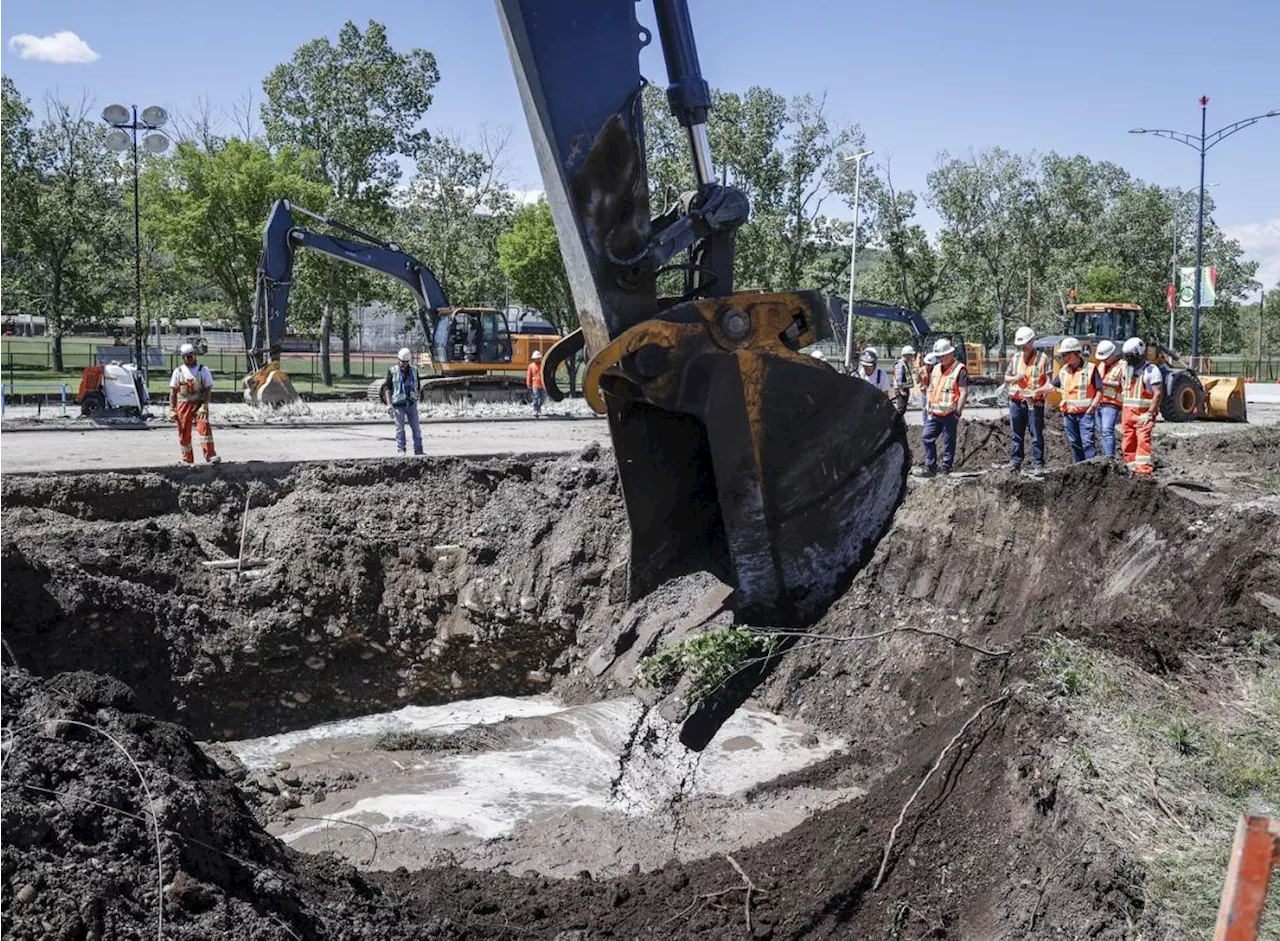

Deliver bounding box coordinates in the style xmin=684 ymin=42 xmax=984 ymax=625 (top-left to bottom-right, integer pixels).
xmin=584 ymin=292 xmax=909 ymax=626
xmin=1201 ymin=375 xmax=1248 ymax=421
xmin=242 ymin=364 xmax=300 ymax=408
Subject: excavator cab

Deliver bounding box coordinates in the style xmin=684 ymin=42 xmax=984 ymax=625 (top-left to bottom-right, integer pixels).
xmin=433 ymin=308 xmax=515 ymax=366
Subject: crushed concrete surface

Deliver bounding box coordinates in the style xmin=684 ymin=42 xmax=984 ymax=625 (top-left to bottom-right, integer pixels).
xmin=3 ymin=422 xmax=1279 ymax=939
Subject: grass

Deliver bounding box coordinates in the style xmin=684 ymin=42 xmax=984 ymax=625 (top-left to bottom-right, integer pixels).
xmin=371 ymin=730 xmax=437 ymax=752
xmin=1035 ymin=634 xmax=1280 ymax=938
xmin=1258 ymin=475 xmax=1280 ymax=496
xmin=638 ymin=628 xmax=778 ymax=704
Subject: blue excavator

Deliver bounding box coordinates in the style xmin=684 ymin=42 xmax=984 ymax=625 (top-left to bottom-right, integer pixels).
xmin=496 ymin=1 xmax=910 ymax=745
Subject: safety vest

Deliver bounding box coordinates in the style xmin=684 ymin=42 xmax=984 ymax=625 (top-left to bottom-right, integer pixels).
xmin=1059 ymin=362 xmax=1097 ymax=414
xmin=1123 ymin=364 xmax=1157 ymax=408
xmin=388 ymin=366 xmax=419 ymax=407
xmin=927 ymin=361 xmax=966 ymax=416
xmin=892 ymin=360 xmax=913 ymax=390
xmin=526 ymin=361 xmax=544 ymax=390
xmin=1099 ymin=360 xmax=1125 ymax=408
xmin=172 ymin=363 xmax=211 ymax=404
xmin=1009 ymin=351 xmax=1048 ymax=402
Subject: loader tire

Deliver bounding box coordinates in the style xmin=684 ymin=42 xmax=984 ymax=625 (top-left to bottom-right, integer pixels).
xmin=1161 ymin=371 xmax=1204 ymax=423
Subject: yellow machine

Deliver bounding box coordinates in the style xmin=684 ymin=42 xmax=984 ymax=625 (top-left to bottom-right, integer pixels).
xmin=1040 ymin=303 xmax=1246 ymax=421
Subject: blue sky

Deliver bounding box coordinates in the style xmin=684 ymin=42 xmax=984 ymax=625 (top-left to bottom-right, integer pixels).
xmin=5 ymin=0 xmax=1279 ymax=285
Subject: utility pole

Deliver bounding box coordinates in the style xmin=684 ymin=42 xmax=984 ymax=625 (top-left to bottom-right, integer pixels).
xmin=840 ymin=150 xmax=873 ymax=371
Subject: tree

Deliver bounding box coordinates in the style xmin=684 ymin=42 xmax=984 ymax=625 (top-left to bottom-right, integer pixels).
xmin=261 ymin=19 xmax=439 ymax=381
xmin=140 ymin=138 xmax=329 ymax=347
xmin=1 ymin=83 xmax=131 ymax=370
xmin=497 ymin=200 xmax=575 ymax=332
xmin=0 ymin=75 xmax=36 ymax=309
xmin=861 ymin=159 xmax=948 ymax=314
xmin=399 ymin=128 xmax=515 ymax=309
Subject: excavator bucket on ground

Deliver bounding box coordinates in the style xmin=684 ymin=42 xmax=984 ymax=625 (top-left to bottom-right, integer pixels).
xmin=1201 ymin=375 xmax=1248 ymax=421
xmin=242 ymin=363 xmax=300 ymax=407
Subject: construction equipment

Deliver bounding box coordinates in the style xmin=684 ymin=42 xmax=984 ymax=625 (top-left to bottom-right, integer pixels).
xmin=497 ymin=1 xmax=908 ymax=633
xmin=77 ymin=363 xmax=149 ymax=417
xmin=245 ymin=200 xmax=560 ymax=407
xmin=828 ymin=298 xmax=998 ymax=389
xmin=1038 ymin=303 xmax=1246 ymax=421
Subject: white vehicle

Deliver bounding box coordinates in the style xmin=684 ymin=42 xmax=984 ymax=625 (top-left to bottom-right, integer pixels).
xmin=79 ymin=363 xmax=150 ymax=417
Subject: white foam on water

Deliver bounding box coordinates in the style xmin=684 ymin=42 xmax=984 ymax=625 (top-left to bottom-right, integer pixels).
xmin=226 ymin=695 xmax=564 ymax=771
xmin=254 ymin=696 xmax=843 ymax=845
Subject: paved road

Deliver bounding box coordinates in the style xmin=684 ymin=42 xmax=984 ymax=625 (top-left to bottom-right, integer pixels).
xmin=2 ymin=400 xmax=1274 ymax=474
xmin=0 ymin=419 xmax=612 ymax=473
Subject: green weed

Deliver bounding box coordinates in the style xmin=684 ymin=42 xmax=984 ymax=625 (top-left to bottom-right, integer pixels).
xmin=638 ymin=628 xmax=777 ymax=703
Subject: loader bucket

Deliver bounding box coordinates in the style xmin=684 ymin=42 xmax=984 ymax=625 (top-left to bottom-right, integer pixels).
xmin=1201 ymin=375 xmax=1248 ymax=422
xmin=585 ymin=291 xmax=909 ymax=628
xmin=242 ymin=364 xmax=300 ymax=408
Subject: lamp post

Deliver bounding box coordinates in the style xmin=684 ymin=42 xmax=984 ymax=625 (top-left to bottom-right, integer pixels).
xmin=1130 ymin=99 xmax=1278 ymax=364
xmin=102 ymin=104 xmax=171 ymax=383
xmin=1168 ymin=181 xmax=1218 ymax=349
xmin=840 ymin=149 xmax=874 ymax=371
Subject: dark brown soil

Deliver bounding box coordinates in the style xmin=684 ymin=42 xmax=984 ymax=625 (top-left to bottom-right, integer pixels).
xmin=3 ymin=423 xmax=1278 ymax=939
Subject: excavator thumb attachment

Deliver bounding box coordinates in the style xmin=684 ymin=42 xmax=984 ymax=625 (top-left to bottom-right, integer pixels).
xmin=542 ymin=328 xmax=585 ymax=402
xmin=585 ymin=290 xmax=909 ymax=627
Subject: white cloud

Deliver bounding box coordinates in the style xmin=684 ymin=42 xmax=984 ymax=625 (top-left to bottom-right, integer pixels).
xmin=8 ymin=31 xmax=99 ymax=64
xmin=1225 ymin=216 xmax=1280 ymax=292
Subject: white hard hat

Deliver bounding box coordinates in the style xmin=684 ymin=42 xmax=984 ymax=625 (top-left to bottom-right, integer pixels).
xmin=1014 ymin=326 xmax=1036 ymax=347
xmin=179 ymin=343 xmax=196 ymax=356
xmin=810 ymin=349 xmax=826 ymax=360
xmin=860 ymin=348 xmax=878 ymax=364
xmin=1095 ymin=340 xmax=1117 ymax=360
xmin=932 ymin=337 xmax=955 ymax=357
xmin=1059 ymin=337 xmax=1082 ymax=354
xmin=923 ymin=352 xmax=940 ymax=365
xmin=397 ymin=347 xmax=412 ymax=362
xmin=901 ymin=344 xmax=916 ymax=356
xmin=1122 ymin=337 xmax=1146 ymax=357
xmin=531 ymin=350 xmax=542 ymax=360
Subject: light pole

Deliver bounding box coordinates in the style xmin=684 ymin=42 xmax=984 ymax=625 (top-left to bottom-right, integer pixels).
xmin=102 ymin=104 xmax=171 ymax=383
xmin=1130 ymin=99 xmax=1278 ymax=364
xmin=840 ymin=149 xmax=873 ymax=371
xmin=1168 ymin=181 xmax=1218 ymax=349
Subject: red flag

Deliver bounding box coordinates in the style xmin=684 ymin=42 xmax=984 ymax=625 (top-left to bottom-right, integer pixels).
xmin=1166 ymin=283 xmax=1175 ymax=313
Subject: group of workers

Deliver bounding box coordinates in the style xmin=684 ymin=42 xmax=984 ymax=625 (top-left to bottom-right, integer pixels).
xmin=840 ymin=327 xmax=1164 ymax=478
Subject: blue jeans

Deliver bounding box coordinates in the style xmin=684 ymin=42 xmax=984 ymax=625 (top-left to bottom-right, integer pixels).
xmin=1097 ymin=404 xmax=1120 ymax=458
xmin=1062 ymin=411 xmax=1097 ymax=462
xmin=923 ymin=413 xmax=958 ymax=470
xmin=531 ymin=387 xmax=546 ymax=415
xmin=1008 ymin=399 xmax=1045 ymax=468
xmin=394 ymin=400 xmax=423 ymax=454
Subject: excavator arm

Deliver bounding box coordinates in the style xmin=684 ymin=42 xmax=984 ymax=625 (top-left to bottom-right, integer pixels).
xmin=829 ymin=298 xmax=932 ymax=345
xmin=498 ymin=0 xmax=910 ymax=748
xmin=246 ymin=200 xmax=449 ymax=405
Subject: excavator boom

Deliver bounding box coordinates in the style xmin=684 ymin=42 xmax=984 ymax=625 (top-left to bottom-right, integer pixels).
xmin=497 ymin=0 xmax=909 ymax=694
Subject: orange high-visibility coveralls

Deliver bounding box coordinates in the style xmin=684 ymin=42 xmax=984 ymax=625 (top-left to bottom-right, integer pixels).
xmin=171 ymin=364 xmax=218 ymax=464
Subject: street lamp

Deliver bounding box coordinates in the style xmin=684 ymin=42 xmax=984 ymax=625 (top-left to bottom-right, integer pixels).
xmin=840 ymin=149 xmax=874 ymax=371
xmin=1168 ymin=181 xmax=1218 ymax=350
xmin=1130 ymin=98 xmax=1279 ymax=363
xmin=102 ymin=104 xmax=171 ymax=382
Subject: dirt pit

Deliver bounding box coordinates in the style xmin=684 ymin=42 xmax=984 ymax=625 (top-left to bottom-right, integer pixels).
xmin=3 ymin=422 xmax=1279 ymax=939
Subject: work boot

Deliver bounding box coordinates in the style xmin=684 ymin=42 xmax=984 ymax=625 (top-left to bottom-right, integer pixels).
xmin=940 ymin=466 xmax=952 ymax=475
xmin=208 ymin=456 xmax=221 ymax=464
xmin=1028 ymin=464 xmax=1046 ymax=477
xmin=916 ymin=466 xmax=938 ymax=478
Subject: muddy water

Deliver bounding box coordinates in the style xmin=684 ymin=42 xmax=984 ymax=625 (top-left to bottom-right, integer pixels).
xmin=228 ymin=695 xmax=860 ymax=878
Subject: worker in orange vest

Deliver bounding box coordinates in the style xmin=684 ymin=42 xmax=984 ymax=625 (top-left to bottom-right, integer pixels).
xmin=1120 ymin=337 xmax=1163 ymax=477
xmin=1094 ymin=340 xmax=1125 ymax=458
xmin=168 ymin=343 xmax=219 ymax=465
xmin=920 ymin=338 xmax=968 ymax=476
xmin=1051 ymin=337 xmax=1102 ymax=462
xmin=1004 ymin=326 xmax=1052 ymax=473
xmin=526 ymin=349 xmax=546 ymax=417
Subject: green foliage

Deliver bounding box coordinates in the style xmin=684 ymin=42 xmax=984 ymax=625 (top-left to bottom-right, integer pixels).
xmin=261 ymin=20 xmax=438 ymax=381
xmin=1164 ymin=718 xmax=1196 ymax=756
xmin=373 ymin=730 xmax=435 ymax=751
xmin=1039 ymin=634 xmax=1095 ymax=697
xmin=497 ymin=200 xmax=576 ymax=332
xmin=638 ymin=628 xmax=776 ymax=703
xmin=140 ymin=138 xmax=330 ymax=345
xmin=398 ymin=130 xmax=515 ymax=309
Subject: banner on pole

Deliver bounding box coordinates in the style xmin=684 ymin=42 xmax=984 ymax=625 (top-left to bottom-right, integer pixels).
xmin=1166 ymin=283 xmax=1175 ymax=313
xmin=1178 ymin=266 xmax=1217 ymax=308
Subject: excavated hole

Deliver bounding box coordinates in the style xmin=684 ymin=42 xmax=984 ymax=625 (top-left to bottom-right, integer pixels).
xmin=3 ymin=426 xmax=1278 ymax=938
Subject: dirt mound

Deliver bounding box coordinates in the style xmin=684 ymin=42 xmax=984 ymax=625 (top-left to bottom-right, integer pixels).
xmin=905 ymin=418 xmax=1070 ymax=470
xmin=2 ymin=450 xmax=627 ymax=740
xmin=0 ymin=668 xmax=453 ymax=940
